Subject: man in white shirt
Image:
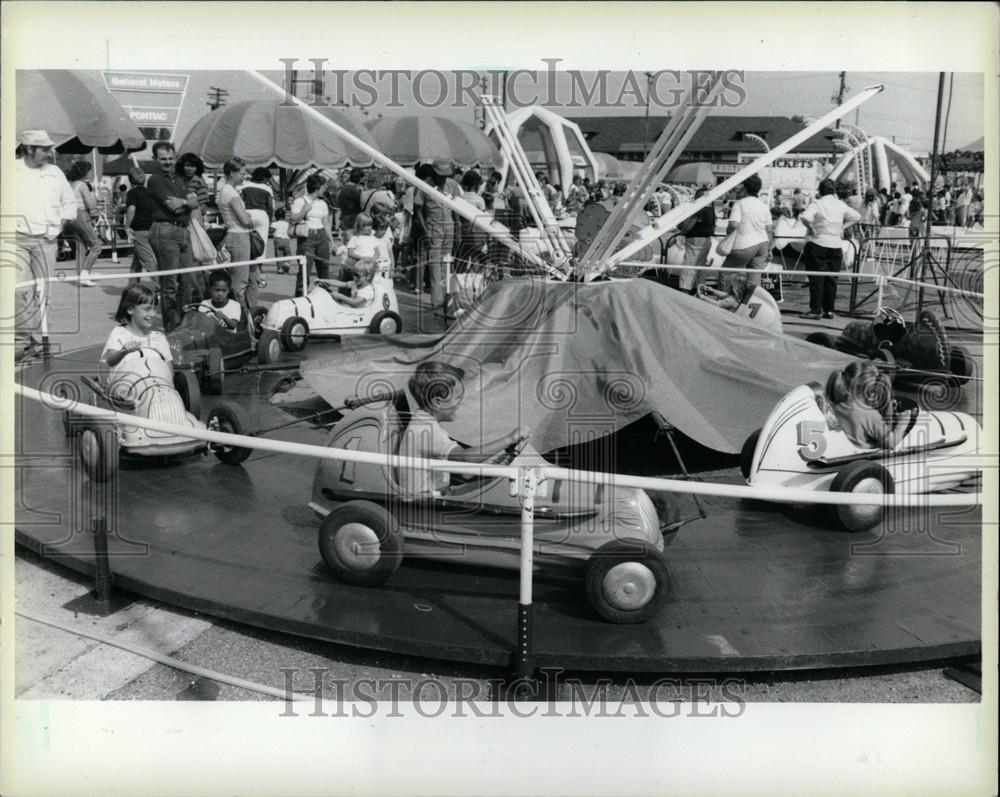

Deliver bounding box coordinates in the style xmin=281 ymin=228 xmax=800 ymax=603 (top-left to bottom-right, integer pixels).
xmin=12 ymin=130 xmax=77 ymax=361
xmin=798 ymin=178 xmax=861 ymax=319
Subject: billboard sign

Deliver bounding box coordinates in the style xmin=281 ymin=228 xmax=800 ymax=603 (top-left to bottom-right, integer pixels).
xmin=102 ymin=71 xmax=188 ymax=150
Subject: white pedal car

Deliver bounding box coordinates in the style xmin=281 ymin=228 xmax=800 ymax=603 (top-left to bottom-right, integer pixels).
xmin=741 ymin=383 xmax=982 ymax=531
xmin=65 ymin=346 xmax=252 ymax=482
xmin=257 ymin=275 xmax=401 ymax=360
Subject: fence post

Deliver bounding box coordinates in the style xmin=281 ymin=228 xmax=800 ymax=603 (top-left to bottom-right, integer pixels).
xmin=92 ymin=514 xmax=113 ymax=605
xmin=512 ymin=466 xmax=538 ymax=689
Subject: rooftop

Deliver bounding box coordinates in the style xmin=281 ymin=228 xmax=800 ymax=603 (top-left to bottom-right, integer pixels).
xmin=566 ymin=115 xmax=839 ymax=157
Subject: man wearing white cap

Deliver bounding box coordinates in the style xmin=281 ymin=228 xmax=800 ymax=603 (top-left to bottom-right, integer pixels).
xmin=12 ymin=130 xmax=77 ymax=362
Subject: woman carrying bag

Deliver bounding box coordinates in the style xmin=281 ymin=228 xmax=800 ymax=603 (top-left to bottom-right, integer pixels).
xmin=288 ymin=174 xmax=331 ymax=295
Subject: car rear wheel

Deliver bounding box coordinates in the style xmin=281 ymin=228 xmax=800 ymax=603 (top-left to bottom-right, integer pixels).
xmin=256 ymin=330 xmax=281 ymax=364
xmin=369 ymin=311 xmax=402 ymax=335
xmin=78 ymin=426 xmax=119 ymax=483
xmin=206 ymin=402 xmax=252 ymax=465
xmin=205 ymin=348 xmax=225 ymax=395
xmin=584 ymin=539 xmax=669 ymax=624
xmin=830 ymin=460 xmax=894 ymax=532
xmin=280 ymin=316 xmax=309 ymax=352
xmin=740 ymin=428 xmax=761 ymax=481
xmin=318 ymin=501 xmax=403 ymax=587
xmin=173 ymin=370 xmax=202 ymax=420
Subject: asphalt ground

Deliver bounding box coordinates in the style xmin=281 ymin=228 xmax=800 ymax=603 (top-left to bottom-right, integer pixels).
xmin=13 ymin=252 xmax=985 ymax=704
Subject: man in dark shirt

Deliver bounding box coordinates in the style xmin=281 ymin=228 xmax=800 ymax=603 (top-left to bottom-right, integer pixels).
xmin=146 ymin=141 xmax=199 ymax=330
xmin=337 ymin=168 xmax=364 ymax=231
xmin=125 ymin=167 xmax=157 ymax=279
xmin=678 ymin=186 xmax=716 ymax=293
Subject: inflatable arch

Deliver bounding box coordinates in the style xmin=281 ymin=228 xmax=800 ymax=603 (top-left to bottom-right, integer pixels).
xmin=826 ymin=135 xmax=929 ymax=191
xmin=487 ymin=105 xmax=599 ymax=197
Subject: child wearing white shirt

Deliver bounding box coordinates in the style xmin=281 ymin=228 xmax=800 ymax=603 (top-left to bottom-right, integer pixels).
xmin=198 ymin=270 xmax=243 ymax=330
xmin=345 ymin=213 xmax=379 ymax=263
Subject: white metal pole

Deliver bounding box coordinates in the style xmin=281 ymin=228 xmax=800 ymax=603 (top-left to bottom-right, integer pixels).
xmin=606 ymin=85 xmax=885 ymax=268
xmin=514 ymin=467 xmax=537 ymax=681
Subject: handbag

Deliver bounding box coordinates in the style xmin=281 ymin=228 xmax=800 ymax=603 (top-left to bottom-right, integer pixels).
xmin=716 ymin=231 xmax=737 ymax=256
xmin=249 ymin=230 xmax=266 ymax=260
xmin=188 ymin=217 xmax=218 ymax=264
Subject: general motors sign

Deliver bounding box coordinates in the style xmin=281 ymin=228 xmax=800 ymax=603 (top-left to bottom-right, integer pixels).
xmin=102 ymin=71 xmax=188 ymax=94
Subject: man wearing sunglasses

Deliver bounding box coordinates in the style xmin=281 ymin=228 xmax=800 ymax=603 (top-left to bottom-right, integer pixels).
xmin=12 ymin=129 xmax=77 ymax=363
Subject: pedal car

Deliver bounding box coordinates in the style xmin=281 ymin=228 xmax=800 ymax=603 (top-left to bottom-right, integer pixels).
xmin=168 ymin=303 xmax=271 ymax=395
xmin=740 ymin=383 xmax=981 ymax=531
xmin=308 ymin=391 xmax=672 ymax=623
xmin=806 ymin=308 xmax=973 ymax=394
xmin=258 ymin=275 xmax=401 ymax=356
xmin=64 ymin=345 xmax=252 ymax=482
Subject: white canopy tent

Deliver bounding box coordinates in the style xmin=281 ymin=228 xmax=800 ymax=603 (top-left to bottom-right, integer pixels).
xmin=486 ymin=105 xmax=599 ymax=196
xmin=826 ymin=135 xmax=929 ymax=190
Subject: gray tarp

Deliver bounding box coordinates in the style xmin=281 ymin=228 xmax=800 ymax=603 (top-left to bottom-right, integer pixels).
xmin=302 ymin=278 xmax=854 ymax=454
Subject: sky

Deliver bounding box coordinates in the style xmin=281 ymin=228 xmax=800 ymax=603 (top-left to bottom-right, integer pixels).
xmin=97 ymin=69 xmax=984 ymax=157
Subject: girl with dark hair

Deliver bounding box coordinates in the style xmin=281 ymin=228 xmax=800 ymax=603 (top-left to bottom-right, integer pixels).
xmin=102 ymin=284 xmax=171 ymax=368
xmin=175 ymin=152 xmax=211 ymax=216
xmin=67 ymin=160 xmax=101 ymax=286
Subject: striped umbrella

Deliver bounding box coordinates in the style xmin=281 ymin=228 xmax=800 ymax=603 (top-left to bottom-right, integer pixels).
xmin=178 ymin=99 xmax=376 ymax=169
xmin=368 ymin=115 xmax=500 ymax=168
xmin=16 ymin=70 xmax=146 ymax=154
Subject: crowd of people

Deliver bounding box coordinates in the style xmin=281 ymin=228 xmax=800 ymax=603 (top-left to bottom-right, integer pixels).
xmin=769 ymin=179 xmax=984 ymax=233
xmin=11 ymin=122 xmax=987 ymax=363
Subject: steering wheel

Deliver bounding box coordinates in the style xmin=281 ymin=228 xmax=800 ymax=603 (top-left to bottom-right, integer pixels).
xmin=483 ymin=434 xmax=531 ymax=466
xmin=120 ymin=345 xmax=169 ymax=363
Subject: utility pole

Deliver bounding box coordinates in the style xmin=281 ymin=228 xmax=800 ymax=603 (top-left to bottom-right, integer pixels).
xmin=643 ymin=72 xmax=654 ymax=162
xmin=207 ymin=86 xmax=229 ymax=111
xmin=833 ymin=72 xmax=846 ymax=129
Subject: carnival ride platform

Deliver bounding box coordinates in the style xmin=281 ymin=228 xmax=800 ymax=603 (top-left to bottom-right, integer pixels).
xmin=13 ymin=344 xmax=982 ymax=674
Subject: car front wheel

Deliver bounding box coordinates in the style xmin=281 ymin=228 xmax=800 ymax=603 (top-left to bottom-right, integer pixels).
xmin=830 ymin=460 xmax=894 ymax=532
xmin=280 ymin=316 xmax=309 ymax=352
xmin=206 ymin=402 xmax=252 ymax=465
xmin=256 ymin=330 xmax=281 ymax=364
xmin=318 ymin=501 xmax=403 ymax=587
xmin=584 ymin=539 xmax=669 ymax=624
xmin=369 ymin=311 xmax=402 ymax=335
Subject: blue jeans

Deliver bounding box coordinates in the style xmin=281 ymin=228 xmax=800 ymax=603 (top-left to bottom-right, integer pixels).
xmin=297 ymin=230 xmax=330 ymax=294
xmin=13 ymin=233 xmax=56 ymax=351
xmin=150 ymin=221 xmax=196 ymax=331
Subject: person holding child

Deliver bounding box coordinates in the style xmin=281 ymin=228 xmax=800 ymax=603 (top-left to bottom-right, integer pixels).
xmin=397 ymin=361 xmax=530 ymax=500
